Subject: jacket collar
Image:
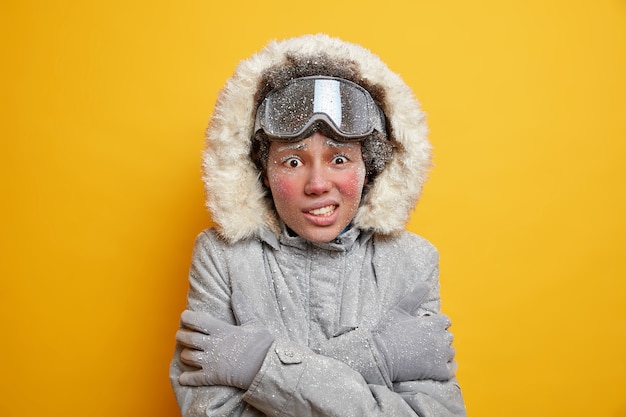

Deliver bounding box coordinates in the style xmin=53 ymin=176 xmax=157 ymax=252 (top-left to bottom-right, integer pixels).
xmin=259 ymin=222 xmax=373 ymax=252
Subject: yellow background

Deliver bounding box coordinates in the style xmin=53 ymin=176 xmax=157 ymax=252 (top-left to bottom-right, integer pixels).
xmin=2 ymin=1 xmax=625 ymax=416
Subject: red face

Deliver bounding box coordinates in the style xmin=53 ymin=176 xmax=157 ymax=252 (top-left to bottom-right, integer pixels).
xmin=264 ymin=132 xmax=367 ymax=243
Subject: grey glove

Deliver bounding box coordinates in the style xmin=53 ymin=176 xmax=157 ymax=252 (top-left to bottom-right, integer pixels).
xmin=176 ymin=291 xmax=275 ymax=390
xmin=372 ymin=284 xmax=456 ymax=382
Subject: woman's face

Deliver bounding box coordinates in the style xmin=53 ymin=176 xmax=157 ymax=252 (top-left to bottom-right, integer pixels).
xmin=264 ymin=131 xmax=367 ymax=243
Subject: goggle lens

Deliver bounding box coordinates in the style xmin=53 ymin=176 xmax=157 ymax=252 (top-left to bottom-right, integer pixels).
xmin=255 ymin=76 xmax=385 ymax=141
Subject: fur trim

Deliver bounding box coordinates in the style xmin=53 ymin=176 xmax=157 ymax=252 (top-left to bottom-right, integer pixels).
xmin=203 ymin=34 xmax=431 ymax=242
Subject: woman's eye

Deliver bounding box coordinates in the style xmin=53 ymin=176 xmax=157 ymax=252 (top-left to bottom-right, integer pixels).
xmin=333 ymin=155 xmax=348 ymax=164
xmin=284 ymin=157 xmax=302 ymax=168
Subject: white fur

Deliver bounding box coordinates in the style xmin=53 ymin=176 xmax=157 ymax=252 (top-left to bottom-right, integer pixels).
xmin=203 ymin=34 xmax=431 ymax=242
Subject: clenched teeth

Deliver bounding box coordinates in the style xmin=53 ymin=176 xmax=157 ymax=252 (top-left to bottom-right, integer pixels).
xmin=308 ymin=205 xmax=336 ymax=216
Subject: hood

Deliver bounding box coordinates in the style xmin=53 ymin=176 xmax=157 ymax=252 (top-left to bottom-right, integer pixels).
xmin=203 ymin=34 xmax=431 ymax=242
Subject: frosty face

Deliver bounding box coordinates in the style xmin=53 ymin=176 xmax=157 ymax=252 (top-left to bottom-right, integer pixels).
xmin=264 ymin=132 xmax=367 ymax=243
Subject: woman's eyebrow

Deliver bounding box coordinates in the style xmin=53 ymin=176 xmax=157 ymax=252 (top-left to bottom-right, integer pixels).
xmin=325 ymin=140 xmax=359 ymax=150
xmin=276 ymin=143 xmax=308 ymax=152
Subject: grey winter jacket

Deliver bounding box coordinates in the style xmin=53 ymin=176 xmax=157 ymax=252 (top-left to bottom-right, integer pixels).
xmin=170 ymin=34 xmax=466 ymax=416
xmin=170 ymin=227 xmax=465 ymax=416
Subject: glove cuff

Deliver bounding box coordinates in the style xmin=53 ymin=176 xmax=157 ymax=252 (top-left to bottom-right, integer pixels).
xmin=371 ymin=331 xmax=397 ymax=383
xmin=238 ymin=330 xmax=275 ymax=390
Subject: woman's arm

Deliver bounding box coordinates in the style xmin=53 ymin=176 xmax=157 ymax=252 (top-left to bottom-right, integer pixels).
xmin=243 ymin=337 xmax=465 ymax=417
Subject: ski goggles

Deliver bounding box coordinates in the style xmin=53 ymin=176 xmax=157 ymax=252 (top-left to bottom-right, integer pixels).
xmin=254 ymin=76 xmax=386 ymax=141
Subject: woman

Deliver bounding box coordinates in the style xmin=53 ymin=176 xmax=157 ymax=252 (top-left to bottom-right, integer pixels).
xmin=170 ymin=34 xmax=466 ymax=417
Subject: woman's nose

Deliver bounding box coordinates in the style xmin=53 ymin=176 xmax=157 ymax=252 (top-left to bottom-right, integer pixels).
xmin=304 ymin=165 xmax=331 ymax=195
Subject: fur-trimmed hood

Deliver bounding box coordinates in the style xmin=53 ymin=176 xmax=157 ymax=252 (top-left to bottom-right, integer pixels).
xmin=203 ymin=34 xmax=431 ymax=242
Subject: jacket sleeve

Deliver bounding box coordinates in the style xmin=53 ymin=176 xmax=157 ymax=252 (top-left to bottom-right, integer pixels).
xmin=170 ymin=230 xmax=259 ymax=416
xmin=242 ymin=338 xmax=465 ymax=417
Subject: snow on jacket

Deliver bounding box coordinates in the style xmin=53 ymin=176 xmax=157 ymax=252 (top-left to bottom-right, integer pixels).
xmin=170 ymin=34 xmax=466 ymax=417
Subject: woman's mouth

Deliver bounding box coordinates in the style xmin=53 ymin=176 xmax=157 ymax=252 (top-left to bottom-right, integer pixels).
xmin=307 ymin=205 xmax=337 ymax=217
